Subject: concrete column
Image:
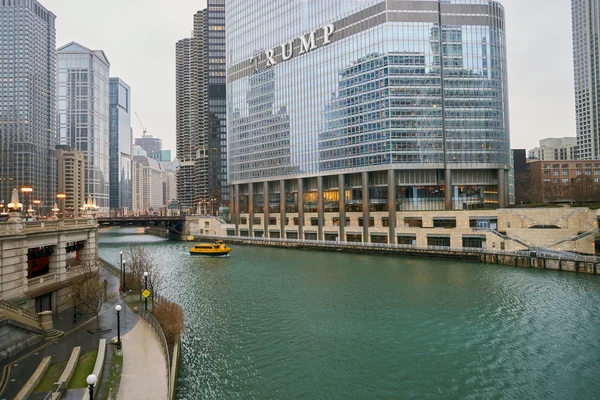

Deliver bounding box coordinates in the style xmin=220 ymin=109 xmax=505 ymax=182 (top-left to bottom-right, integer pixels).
xmin=498 ymin=168 xmax=507 ymax=209
xmin=248 ymin=183 xmax=254 ymax=237
xmin=388 ymin=169 xmax=397 ymax=244
xmin=317 ymin=176 xmax=324 ymax=241
xmin=280 ymin=180 xmax=286 ymax=239
xmin=362 ymin=171 xmax=369 ymax=242
xmin=338 ymin=174 xmax=345 ymax=242
xmin=264 ymin=181 xmax=269 ymax=237
xmin=234 ymin=184 xmax=240 ymax=236
xmin=444 ymin=169 xmax=453 ymax=210
xmin=298 ymin=178 xmax=304 ymax=240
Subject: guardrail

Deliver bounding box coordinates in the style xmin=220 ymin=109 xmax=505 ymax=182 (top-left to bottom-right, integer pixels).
xmin=0 ymin=218 xmax=96 ymax=235
xmin=203 ymin=234 xmax=599 ymax=263
xmin=138 ymin=305 xmax=171 ymax=399
xmin=0 ymin=299 xmax=40 ymax=325
xmin=27 ymin=273 xmax=58 ymax=292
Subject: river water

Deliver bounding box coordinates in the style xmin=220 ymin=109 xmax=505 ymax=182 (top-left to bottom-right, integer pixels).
xmin=99 ymin=228 xmax=600 ymax=399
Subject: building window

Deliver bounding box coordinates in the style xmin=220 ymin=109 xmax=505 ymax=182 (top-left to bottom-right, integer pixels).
xmin=286 ymin=231 xmax=298 ymax=239
xmin=398 ymin=235 xmax=416 ymax=245
xmin=305 ymin=232 xmax=317 ymax=240
xmin=240 ymin=217 xmax=247 ymax=225
xmin=358 ymin=217 xmax=375 ymax=227
xmin=253 ymin=217 xmax=261 ymax=225
xmin=427 ymin=236 xmax=450 ymax=247
xmin=370 ymin=234 xmax=388 ymax=244
xmin=269 ymin=231 xmax=280 ymax=239
xmin=433 ymin=218 xmax=457 ymax=228
xmin=562 ymin=170 xmax=569 ymax=176
xmin=293 ymin=217 xmax=299 ymax=226
xmin=346 ymin=233 xmax=362 ymax=243
xmin=553 ymin=171 xmax=559 ymax=176
xmin=576 ymin=170 xmax=582 ymax=176
xmin=325 ymin=233 xmax=338 ymax=241
xmin=382 ymin=217 xmax=389 ymax=227
xmin=562 ymin=178 xmax=569 ymax=183
xmin=463 ymin=236 xmax=485 ymax=248
xmin=310 ymin=217 xmax=319 ymax=226
xmin=254 ymin=230 xmax=264 ymax=238
xmin=404 ymin=218 xmax=422 ymax=228
xmin=227 ymin=229 xmax=235 ymax=236
xmin=269 ymin=217 xmax=277 ymax=225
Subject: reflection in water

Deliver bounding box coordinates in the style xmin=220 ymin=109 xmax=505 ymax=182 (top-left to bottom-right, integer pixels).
xmin=100 ymin=229 xmax=600 ymax=399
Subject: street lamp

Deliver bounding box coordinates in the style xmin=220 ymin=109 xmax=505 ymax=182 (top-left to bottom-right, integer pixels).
xmin=120 ymin=251 xmax=123 ymax=291
xmin=143 ymin=271 xmax=149 ymax=311
xmin=21 ymin=186 xmax=32 ymax=220
xmin=86 ymin=374 xmax=97 ymax=399
xmin=115 ymin=304 xmax=122 ymax=351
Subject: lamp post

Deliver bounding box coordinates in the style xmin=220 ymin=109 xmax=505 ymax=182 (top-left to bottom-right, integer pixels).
xmin=21 ymin=186 xmax=33 ymax=220
xmin=119 ymin=251 xmax=123 ymax=291
xmin=86 ymin=374 xmax=97 ymax=399
xmin=56 ymin=192 xmax=66 ymax=218
xmin=33 ymin=199 xmax=41 ymax=218
xmin=115 ymin=304 xmax=122 ymax=351
xmin=143 ymin=271 xmax=148 ymax=311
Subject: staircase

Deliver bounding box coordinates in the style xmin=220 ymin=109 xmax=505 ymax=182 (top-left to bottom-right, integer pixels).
xmin=0 ymin=300 xmax=41 ymax=330
xmin=549 ymin=228 xmax=600 ymax=247
xmin=43 ymin=328 xmax=64 ymax=340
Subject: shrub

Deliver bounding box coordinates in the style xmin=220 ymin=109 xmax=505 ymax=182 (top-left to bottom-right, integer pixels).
xmin=153 ymin=298 xmax=184 ymax=355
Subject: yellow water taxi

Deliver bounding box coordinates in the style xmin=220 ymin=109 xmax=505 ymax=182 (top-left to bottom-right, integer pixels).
xmin=189 ymin=240 xmax=231 ymax=257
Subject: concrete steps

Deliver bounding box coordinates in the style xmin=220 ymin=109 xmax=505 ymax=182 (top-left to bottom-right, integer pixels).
xmin=43 ymin=328 xmax=64 ymax=340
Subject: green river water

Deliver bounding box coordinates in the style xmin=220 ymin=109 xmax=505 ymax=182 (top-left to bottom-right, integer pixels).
xmin=99 ymin=228 xmax=600 ymax=399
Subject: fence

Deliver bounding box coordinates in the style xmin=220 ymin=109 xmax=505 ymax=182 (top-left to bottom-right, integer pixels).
xmin=138 ymin=305 xmax=171 ymax=399
xmin=204 ymin=234 xmax=600 ymax=264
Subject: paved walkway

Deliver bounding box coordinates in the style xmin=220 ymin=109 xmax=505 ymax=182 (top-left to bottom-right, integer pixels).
xmin=117 ymin=318 xmax=168 ymax=400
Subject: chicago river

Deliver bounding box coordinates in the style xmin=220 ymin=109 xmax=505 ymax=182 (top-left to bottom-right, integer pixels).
xmin=100 ymin=228 xmax=600 ymax=399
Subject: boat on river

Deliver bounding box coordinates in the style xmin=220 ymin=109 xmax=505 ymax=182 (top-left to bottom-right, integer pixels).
xmin=189 ymin=240 xmax=231 ymax=257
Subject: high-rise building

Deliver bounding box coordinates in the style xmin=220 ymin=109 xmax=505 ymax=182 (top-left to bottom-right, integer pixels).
xmin=134 ymin=136 xmax=162 ymax=155
xmin=109 ymin=78 xmax=132 ymax=213
xmin=572 ymin=0 xmax=600 ymax=160
xmin=57 ymin=42 xmax=111 ymax=211
xmin=227 ymin=0 xmax=511 ymax=242
xmin=529 ymin=137 xmax=579 ymax=161
xmin=176 ymin=0 xmax=227 ymax=213
xmin=131 ymin=147 xmax=176 ymax=214
xmin=0 ymin=0 xmax=57 ymax=213
xmin=57 ymin=146 xmax=85 ymax=217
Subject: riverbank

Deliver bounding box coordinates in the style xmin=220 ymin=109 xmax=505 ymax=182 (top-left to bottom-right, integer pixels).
xmin=187 ymin=234 xmax=600 ymax=275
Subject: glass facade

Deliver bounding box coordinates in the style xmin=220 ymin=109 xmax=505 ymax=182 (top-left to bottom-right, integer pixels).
xmin=227 ymin=0 xmax=510 ymax=212
xmin=0 ymin=0 xmax=56 ymax=212
xmin=58 ymin=42 xmax=111 ymax=210
xmin=109 ymin=77 xmax=132 ymax=212
xmin=572 ymin=0 xmax=600 ymax=160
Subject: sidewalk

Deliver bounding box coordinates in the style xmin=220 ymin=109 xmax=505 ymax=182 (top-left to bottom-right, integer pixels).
xmin=116 ymin=317 xmax=168 ymax=400
xmin=0 ymin=265 xmax=137 ymax=400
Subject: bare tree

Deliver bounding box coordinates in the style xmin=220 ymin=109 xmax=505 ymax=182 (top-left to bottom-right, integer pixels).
xmin=125 ymin=245 xmax=163 ymax=305
xmin=71 ymin=263 xmax=115 ymax=332
xmin=570 ymin=176 xmax=596 ymax=205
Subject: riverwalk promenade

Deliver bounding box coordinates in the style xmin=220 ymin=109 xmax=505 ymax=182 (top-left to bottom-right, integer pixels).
xmin=0 ymin=264 xmax=168 ymax=399
xmin=117 ymin=319 xmax=168 ymax=399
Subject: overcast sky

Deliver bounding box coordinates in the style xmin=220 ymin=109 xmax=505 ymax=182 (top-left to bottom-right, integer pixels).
xmin=43 ymin=0 xmax=575 ymax=155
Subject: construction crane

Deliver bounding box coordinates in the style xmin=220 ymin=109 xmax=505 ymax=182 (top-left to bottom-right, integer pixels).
xmin=135 ymin=112 xmax=147 ymax=137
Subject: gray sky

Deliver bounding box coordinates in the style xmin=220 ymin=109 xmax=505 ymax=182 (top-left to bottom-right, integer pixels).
xmin=43 ymin=0 xmax=575 ymax=154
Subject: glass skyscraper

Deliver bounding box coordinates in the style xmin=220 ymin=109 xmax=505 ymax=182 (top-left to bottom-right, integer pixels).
xmin=109 ymin=77 xmax=132 ymax=212
xmin=0 ymin=0 xmax=57 ymax=212
xmin=227 ymin=0 xmax=511 ymax=242
xmin=58 ymin=42 xmax=111 ymax=211
xmin=572 ymin=0 xmax=600 ymax=160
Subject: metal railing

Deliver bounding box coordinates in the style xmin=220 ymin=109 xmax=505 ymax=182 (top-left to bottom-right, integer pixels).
xmin=203 ymin=234 xmax=600 ymax=264
xmin=138 ymin=305 xmax=171 ymax=399
xmin=548 ymin=228 xmax=600 ymax=247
